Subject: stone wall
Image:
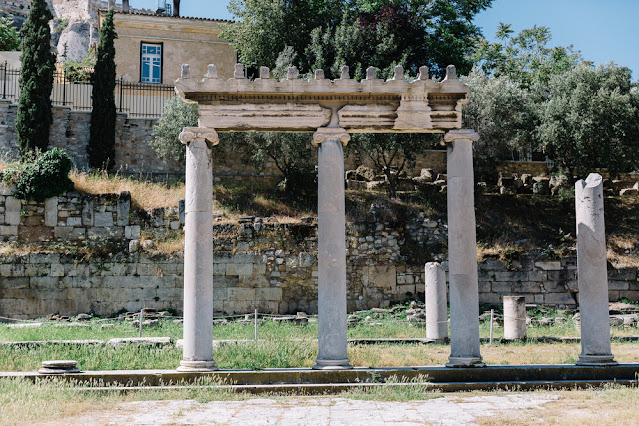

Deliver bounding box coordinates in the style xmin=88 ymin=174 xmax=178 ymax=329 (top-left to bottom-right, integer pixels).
xmin=1 ymin=189 xmax=638 ymax=319
xmin=1 ymin=101 xmax=182 ymax=172
xmin=1 ymin=250 xmax=638 ymax=320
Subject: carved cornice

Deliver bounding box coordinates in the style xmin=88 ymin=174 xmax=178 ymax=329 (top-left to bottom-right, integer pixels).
xmin=443 ymin=129 xmax=480 ymax=143
xmin=176 ymin=63 xmax=470 ymax=133
xmin=312 ymin=128 xmax=351 ymax=147
xmin=188 ymin=93 xmax=402 ymax=104
xmin=178 ymin=127 xmax=220 ymax=146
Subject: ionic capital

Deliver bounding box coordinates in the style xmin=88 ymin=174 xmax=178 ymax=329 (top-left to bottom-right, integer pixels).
xmin=179 ymin=127 xmax=220 ymax=146
xmin=444 ymin=129 xmax=479 ymax=144
xmin=312 ymin=127 xmax=350 ymax=147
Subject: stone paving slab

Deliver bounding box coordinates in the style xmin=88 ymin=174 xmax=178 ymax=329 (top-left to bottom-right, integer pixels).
xmin=45 ymin=394 xmax=560 ymax=425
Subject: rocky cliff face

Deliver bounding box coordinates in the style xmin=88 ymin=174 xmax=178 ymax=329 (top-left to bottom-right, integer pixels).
xmin=1 ymin=0 xmax=151 ymax=64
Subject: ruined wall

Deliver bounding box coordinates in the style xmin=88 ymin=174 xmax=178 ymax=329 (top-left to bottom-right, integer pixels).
xmin=1 ymin=187 xmax=638 ymax=319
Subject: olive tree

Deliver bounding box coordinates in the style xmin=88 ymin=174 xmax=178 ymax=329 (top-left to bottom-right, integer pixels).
xmin=538 ymin=63 xmax=639 ymax=178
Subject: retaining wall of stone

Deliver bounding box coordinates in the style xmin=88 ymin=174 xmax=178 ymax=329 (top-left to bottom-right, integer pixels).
xmin=1 ymin=187 xmax=638 ymax=318
xmin=1 ymin=250 xmax=638 ymax=320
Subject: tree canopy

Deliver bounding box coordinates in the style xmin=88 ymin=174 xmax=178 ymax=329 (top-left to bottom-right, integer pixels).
xmin=472 ymin=23 xmax=586 ymax=88
xmin=0 ymin=15 xmax=20 ymax=51
xmin=462 ymin=67 xmax=536 ymax=166
xmin=538 ymin=63 xmax=639 ymax=178
xmin=223 ymin=0 xmax=493 ymax=80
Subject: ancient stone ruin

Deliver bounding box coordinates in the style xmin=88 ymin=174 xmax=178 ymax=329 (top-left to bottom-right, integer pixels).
xmin=175 ymin=62 xmax=483 ymax=371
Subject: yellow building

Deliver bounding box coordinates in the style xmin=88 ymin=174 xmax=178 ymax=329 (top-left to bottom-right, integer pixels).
xmin=98 ymin=10 xmax=237 ymax=85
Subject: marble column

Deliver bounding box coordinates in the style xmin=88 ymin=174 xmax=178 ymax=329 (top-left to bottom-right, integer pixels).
xmin=503 ymin=296 xmax=526 ymax=340
xmin=444 ymin=129 xmax=484 ymax=368
xmin=425 ymin=262 xmax=448 ymax=342
xmin=312 ymin=127 xmax=353 ymax=370
xmin=177 ymin=127 xmax=219 ymax=372
xmin=575 ymin=173 xmax=616 ymax=365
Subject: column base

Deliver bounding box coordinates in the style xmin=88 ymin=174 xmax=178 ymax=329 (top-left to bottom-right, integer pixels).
xmin=312 ymin=358 xmax=353 ymax=370
xmin=446 ymin=356 xmax=486 ymax=368
xmin=177 ymin=360 xmax=218 ymax=372
xmin=576 ymin=354 xmax=617 ymax=366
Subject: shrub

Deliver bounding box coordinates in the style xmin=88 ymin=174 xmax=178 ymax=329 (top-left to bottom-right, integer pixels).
xmin=2 ymin=149 xmax=74 ymax=202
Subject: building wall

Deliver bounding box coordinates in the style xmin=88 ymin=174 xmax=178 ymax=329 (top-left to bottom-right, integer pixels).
xmin=102 ymin=11 xmax=237 ymax=84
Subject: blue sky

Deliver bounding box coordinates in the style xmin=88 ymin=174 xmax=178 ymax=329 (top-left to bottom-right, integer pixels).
xmin=132 ymin=0 xmax=638 ymax=79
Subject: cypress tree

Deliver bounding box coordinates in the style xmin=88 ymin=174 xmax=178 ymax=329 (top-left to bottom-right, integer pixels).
xmin=88 ymin=7 xmax=118 ymax=170
xmin=15 ymin=0 xmax=55 ymax=155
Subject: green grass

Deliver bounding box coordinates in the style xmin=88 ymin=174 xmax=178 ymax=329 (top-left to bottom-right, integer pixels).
xmin=1 ymin=303 xmax=638 ymax=372
xmin=0 ymin=344 xmax=183 ymax=371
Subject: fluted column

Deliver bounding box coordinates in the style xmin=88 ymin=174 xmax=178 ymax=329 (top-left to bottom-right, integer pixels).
xmin=444 ymin=129 xmax=484 ymax=368
xmin=177 ymin=127 xmax=219 ymax=372
xmin=575 ymin=173 xmax=616 ymax=365
xmin=312 ymin=127 xmax=353 ymax=370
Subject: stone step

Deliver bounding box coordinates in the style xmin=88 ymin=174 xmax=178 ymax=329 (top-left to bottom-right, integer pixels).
xmin=72 ymin=378 xmax=638 ymax=395
xmin=5 ymin=364 xmax=639 ymax=388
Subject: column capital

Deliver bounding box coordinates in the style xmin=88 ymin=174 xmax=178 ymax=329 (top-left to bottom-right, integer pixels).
xmin=312 ymin=127 xmax=350 ymax=147
xmin=444 ymin=129 xmax=479 ymax=144
xmin=179 ymin=127 xmax=220 ymax=146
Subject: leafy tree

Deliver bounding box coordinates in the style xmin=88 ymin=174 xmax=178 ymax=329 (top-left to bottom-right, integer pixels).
xmin=88 ymin=7 xmax=118 ymax=170
xmin=462 ymin=67 xmax=537 ymax=166
xmin=224 ymin=0 xmax=344 ymax=76
xmin=151 ymin=95 xmax=198 ymax=164
xmin=350 ymin=133 xmax=439 ymax=198
xmin=473 ymin=23 xmax=586 ymax=88
xmin=0 ymin=15 xmax=20 ymax=51
xmin=223 ymin=0 xmax=493 ymax=80
xmin=225 ymin=132 xmax=317 ymax=195
xmin=16 ymin=0 xmax=55 ymax=155
xmin=538 ymin=63 xmax=639 ymax=178
xmin=151 ymin=97 xmax=316 ymax=194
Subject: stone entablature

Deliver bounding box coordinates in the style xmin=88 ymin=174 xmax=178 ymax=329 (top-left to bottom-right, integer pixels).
xmin=175 ymin=64 xmax=469 ymax=133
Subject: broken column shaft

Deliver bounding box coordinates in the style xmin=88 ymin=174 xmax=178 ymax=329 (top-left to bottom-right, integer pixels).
xmin=575 ymin=173 xmax=616 ymax=365
xmin=425 ymin=262 xmax=448 ymax=342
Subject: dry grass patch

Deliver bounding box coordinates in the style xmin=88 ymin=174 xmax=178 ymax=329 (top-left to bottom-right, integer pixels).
xmin=607 ymin=234 xmax=639 ymax=268
xmin=70 ymin=171 xmax=185 ymax=210
xmin=477 ymin=385 xmax=639 ymax=425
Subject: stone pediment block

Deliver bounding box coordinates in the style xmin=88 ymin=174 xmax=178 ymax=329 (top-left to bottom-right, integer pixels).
xmin=175 ymin=64 xmax=470 ymax=133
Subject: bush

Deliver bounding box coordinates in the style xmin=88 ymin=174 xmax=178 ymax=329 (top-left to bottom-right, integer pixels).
xmin=2 ymin=149 xmax=75 ymax=202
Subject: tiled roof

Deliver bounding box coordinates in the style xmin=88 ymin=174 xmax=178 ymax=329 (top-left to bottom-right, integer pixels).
xmin=104 ymin=9 xmax=234 ymax=23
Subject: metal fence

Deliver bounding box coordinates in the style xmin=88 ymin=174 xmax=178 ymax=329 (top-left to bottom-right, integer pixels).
xmin=0 ymin=62 xmax=175 ymax=118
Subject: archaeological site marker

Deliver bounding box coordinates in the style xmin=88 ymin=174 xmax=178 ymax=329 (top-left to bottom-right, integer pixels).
xmin=175 ymin=62 xmax=483 ymax=371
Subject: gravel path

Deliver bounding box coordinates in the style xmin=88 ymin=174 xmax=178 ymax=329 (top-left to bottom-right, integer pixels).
xmin=50 ymin=393 xmax=559 ymax=425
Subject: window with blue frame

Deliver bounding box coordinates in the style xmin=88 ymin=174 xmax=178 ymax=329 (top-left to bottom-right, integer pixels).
xmin=141 ymin=42 xmax=162 ymax=83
